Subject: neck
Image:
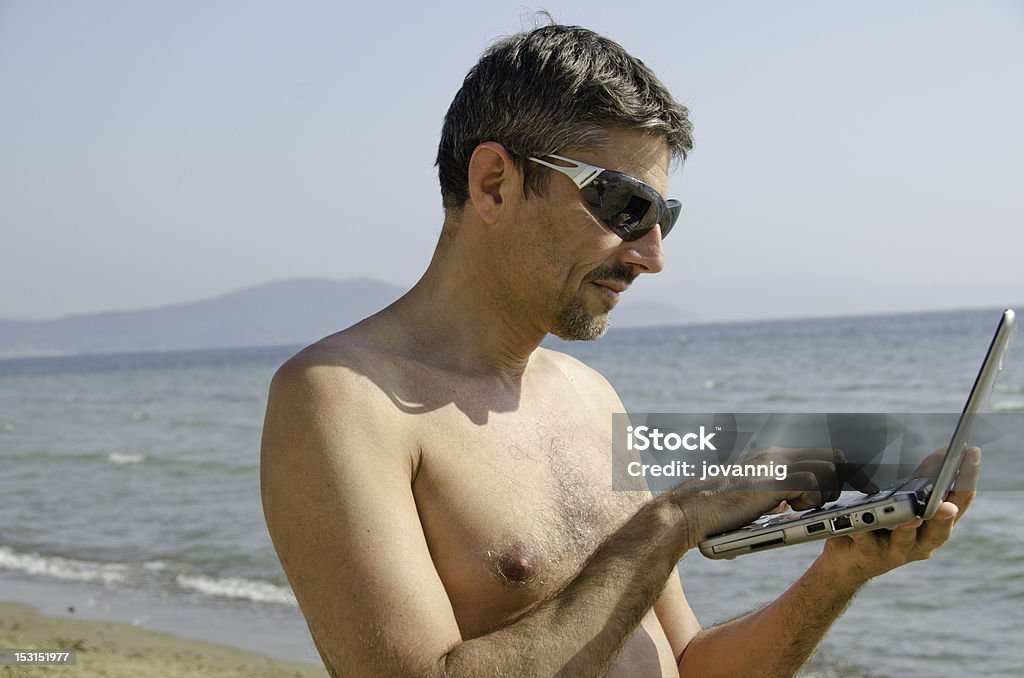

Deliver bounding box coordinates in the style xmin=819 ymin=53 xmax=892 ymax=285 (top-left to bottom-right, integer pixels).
xmin=387 ymin=229 xmax=547 ymax=381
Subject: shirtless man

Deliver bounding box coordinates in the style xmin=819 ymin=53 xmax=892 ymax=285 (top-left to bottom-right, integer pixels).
xmin=260 ymin=24 xmax=976 ymax=677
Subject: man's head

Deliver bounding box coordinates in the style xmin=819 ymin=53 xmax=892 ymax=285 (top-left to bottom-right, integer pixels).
xmin=435 ymin=24 xmax=693 ymax=340
xmin=436 ymin=23 xmax=693 ymax=215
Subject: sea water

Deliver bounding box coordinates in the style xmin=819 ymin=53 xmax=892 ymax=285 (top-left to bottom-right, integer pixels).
xmin=1 ymin=307 xmax=1022 ymax=676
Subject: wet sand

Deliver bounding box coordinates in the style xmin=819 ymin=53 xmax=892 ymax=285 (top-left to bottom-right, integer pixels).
xmin=0 ymin=601 xmax=327 ymax=677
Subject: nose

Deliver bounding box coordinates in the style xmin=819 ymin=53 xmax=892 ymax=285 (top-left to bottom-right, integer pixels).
xmin=618 ymin=224 xmax=665 ymax=274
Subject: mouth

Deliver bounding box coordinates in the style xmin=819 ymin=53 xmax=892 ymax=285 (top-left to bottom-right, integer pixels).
xmin=584 ymin=264 xmax=637 ymax=306
xmin=591 ymin=280 xmax=629 ymax=300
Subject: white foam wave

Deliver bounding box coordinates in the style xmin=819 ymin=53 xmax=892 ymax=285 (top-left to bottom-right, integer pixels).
xmin=0 ymin=546 xmax=129 ymax=585
xmin=108 ymin=453 xmax=146 ymax=465
xmin=992 ymin=400 xmax=1024 ymax=412
xmin=176 ymin=573 xmax=297 ymax=605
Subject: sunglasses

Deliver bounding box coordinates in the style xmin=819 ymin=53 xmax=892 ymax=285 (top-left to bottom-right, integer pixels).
xmin=527 ymin=153 xmax=681 ymax=241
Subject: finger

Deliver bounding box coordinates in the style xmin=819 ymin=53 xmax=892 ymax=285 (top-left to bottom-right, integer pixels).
xmin=948 ymin=447 xmax=981 ymax=518
xmin=791 ymin=447 xmax=879 ymax=495
xmin=840 ymin=463 xmax=880 ymax=494
xmin=825 ymin=446 xmax=883 ymax=493
xmin=930 ymin=501 xmax=959 ymax=521
xmin=953 ymin=447 xmax=982 ymax=491
xmin=784 ymin=460 xmax=843 ymax=503
xmin=915 ymin=503 xmax=958 ymax=551
xmin=946 ymin=448 xmax=978 ymax=501
xmin=780 ymin=472 xmax=824 ymax=511
xmin=887 ymin=516 xmax=923 ymax=557
xmin=912 ymin=446 xmax=948 ymax=479
xmin=757 ymin=446 xmax=839 ymax=465
xmin=832 ymin=445 xmax=879 ymax=494
xmin=788 ymin=494 xmax=823 ymax=511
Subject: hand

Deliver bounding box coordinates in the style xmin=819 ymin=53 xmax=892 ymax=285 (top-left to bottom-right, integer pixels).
xmin=817 ymin=446 xmax=981 ymax=586
xmin=683 ymin=446 xmax=870 ymax=539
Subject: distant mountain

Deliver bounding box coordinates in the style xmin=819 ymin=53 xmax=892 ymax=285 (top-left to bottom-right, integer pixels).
xmin=637 ymin=273 xmax=1022 ymax=324
xmin=0 ymin=277 xmax=405 ymax=358
xmin=0 ymin=278 xmax=696 ymax=358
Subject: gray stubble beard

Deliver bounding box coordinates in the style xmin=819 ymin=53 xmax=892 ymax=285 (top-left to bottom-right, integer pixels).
xmin=550 ymin=294 xmax=610 ymax=341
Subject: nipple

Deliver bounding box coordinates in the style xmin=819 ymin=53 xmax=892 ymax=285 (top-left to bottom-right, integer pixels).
xmin=492 ymin=544 xmax=538 ymax=586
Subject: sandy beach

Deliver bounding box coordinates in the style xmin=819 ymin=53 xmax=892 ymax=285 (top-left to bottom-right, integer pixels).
xmin=0 ymin=601 xmax=328 ymax=677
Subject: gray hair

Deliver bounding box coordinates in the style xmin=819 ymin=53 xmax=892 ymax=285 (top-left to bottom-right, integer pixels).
xmin=436 ymin=23 xmax=694 ymax=213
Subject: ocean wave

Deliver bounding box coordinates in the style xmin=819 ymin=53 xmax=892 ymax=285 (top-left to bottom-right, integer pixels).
xmin=107 ymin=452 xmax=146 ymax=465
xmin=0 ymin=546 xmax=129 ymax=585
xmin=168 ymin=418 xmax=262 ymax=431
xmin=993 ymin=401 xmax=1024 ymax=412
xmin=175 ymin=573 xmax=297 ymax=605
xmin=759 ymin=393 xmax=802 ymax=403
xmin=0 ymin=545 xmax=296 ymax=607
xmin=0 ymin=422 xmax=15 ymax=434
xmin=210 ymin=392 xmax=262 ymax=404
xmin=3 ymin=449 xmax=145 ymax=465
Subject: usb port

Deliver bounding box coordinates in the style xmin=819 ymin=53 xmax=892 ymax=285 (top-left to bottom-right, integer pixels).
xmin=806 ymin=522 xmax=826 ymax=535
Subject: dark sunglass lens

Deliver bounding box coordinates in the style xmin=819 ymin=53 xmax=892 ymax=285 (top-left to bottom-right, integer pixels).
xmin=581 ymin=171 xmax=677 ymax=241
xmin=581 ymin=176 xmax=628 ymax=216
xmin=614 ymin=194 xmax=653 ymax=233
xmin=660 ymin=200 xmax=682 ymax=239
xmin=583 ymin=176 xmax=650 ymax=238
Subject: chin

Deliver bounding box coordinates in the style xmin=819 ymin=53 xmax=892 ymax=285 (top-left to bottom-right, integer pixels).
xmin=551 ymin=303 xmax=610 ymax=341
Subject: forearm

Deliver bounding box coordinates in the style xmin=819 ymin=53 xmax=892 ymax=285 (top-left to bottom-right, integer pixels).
xmin=442 ymin=493 xmax=695 ymax=677
xmin=442 ymin=478 xmax=799 ymax=676
xmin=677 ymin=556 xmax=863 ymax=678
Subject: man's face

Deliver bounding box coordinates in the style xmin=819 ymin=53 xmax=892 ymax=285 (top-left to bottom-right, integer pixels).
xmin=511 ymin=128 xmax=672 ymax=341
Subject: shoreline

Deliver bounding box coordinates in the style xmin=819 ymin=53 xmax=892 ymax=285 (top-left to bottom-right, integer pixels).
xmin=0 ymin=600 xmax=327 ymax=677
xmin=0 ymin=572 xmax=322 ymax=665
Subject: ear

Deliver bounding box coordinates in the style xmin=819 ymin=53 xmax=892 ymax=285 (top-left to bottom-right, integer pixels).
xmin=467 ymin=142 xmax=517 ymax=225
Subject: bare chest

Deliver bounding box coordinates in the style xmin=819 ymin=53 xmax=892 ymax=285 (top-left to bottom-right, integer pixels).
xmin=413 ymin=404 xmax=646 ymax=635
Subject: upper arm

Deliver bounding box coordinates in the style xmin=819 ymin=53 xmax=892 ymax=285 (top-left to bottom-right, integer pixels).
xmin=654 ymin=568 xmax=703 ymax=665
xmin=260 ymin=357 xmax=460 ymax=676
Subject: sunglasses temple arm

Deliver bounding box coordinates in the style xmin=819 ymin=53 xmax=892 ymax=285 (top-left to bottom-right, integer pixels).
xmin=528 ymin=155 xmax=603 ymax=189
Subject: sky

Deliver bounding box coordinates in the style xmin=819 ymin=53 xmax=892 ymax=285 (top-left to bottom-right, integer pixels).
xmin=1 ymin=0 xmax=1022 ymax=322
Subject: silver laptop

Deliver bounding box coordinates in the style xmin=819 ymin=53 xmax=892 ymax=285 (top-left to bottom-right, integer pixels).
xmin=699 ymin=309 xmax=1016 ymax=560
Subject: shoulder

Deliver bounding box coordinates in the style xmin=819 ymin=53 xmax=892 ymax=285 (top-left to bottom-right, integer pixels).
xmin=535 ymin=346 xmax=626 ymax=413
xmin=263 ymin=331 xmax=419 ymax=473
xmin=269 ymin=314 xmax=430 ymax=405
xmin=268 ymin=335 xmax=388 ymax=425
xmin=270 ymin=333 xmax=384 ymax=401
